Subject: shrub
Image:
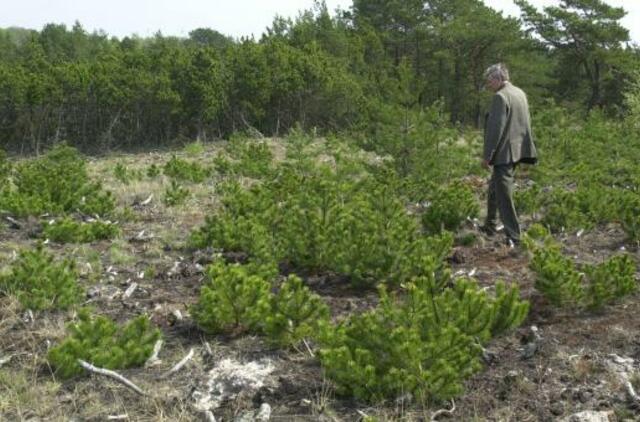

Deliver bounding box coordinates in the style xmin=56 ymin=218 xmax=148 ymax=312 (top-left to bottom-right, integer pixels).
xmin=616 ymin=191 xmax=640 ymax=243
xmin=585 ymin=255 xmax=637 ymax=310
xmin=43 ymin=217 xmax=120 ymax=243
xmin=191 ymin=262 xmax=274 ymax=334
xmin=264 ymin=275 xmax=330 ymax=346
xmin=530 ymin=244 xmax=585 ymax=307
xmin=318 ymin=261 xmax=528 ymax=402
xmin=163 ymin=180 xmax=190 ymax=206
xmin=0 ymin=149 xmax=10 ymax=187
xmin=113 ymin=162 xmax=132 ymax=185
xmin=190 ymin=172 xmax=453 ymax=287
xmin=421 ymin=182 xmax=479 ymax=234
xmin=529 ymin=237 xmax=637 ymax=309
xmin=146 ymin=163 xmax=161 ymax=178
xmin=0 ymin=144 xmax=115 ymax=217
xmin=0 ymin=244 xmax=82 ymax=310
xmin=227 ymin=139 xmax=274 ymax=178
xmin=163 ymin=155 xmax=211 ymax=183
xmin=47 ymin=309 xmax=161 ymax=379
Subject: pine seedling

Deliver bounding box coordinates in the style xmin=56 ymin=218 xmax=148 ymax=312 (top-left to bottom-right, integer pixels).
xmin=191 ymin=262 xmax=273 ymax=334
xmin=43 ymin=217 xmax=120 ymax=243
xmin=163 ymin=180 xmax=190 ymax=206
xmin=264 ymin=275 xmax=330 ymax=346
xmin=47 ymin=309 xmax=161 ymax=379
xmin=585 ymin=254 xmax=637 ymax=310
xmin=530 ymin=245 xmax=585 ymax=307
xmin=490 ymin=281 xmax=530 ymax=336
xmin=0 ymin=244 xmax=82 ymax=311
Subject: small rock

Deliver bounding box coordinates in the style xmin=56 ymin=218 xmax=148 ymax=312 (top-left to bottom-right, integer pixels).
xmin=256 ymin=403 xmax=271 ymax=421
xmin=560 ymin=410 xmax=614 ymax=422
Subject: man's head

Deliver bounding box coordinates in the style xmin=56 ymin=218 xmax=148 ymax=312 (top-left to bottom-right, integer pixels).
xmin=484 ymin=63 xmax=509 ymax=92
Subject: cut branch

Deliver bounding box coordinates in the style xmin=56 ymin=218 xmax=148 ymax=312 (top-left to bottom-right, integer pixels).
xmin=78 ymin=359 xmax=145 ymax=396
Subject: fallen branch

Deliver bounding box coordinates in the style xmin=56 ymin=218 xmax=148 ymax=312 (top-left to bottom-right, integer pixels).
xmin=203 ymin=410 xmax=216 ymax=422
xmin=625 ymin=380 xmax=640 ymax=403
xmin=160 ymin=348 xmax=194 ymax=379
xmin=78 ymin=359 xmax=145 ymax=396
xmin=430 ymin=399 xmax=456 ymax=421
xmin=145 ymin=339 xmax=163 ymax=367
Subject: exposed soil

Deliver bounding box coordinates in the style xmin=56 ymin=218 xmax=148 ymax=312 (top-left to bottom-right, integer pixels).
xmin=1 ymin=145 xmax=639 ymax=421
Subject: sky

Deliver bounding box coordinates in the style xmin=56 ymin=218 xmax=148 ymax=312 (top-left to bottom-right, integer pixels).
xmin=0 ymin=0 xmax=638 ymax=42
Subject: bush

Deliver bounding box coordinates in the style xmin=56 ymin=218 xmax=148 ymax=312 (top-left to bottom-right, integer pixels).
xmin=318 ymin=260 xmax=528 ymax=402
xmin=47 ymin=309 xmax=161 ymax=379
xmin=226 ymin=138 xmax=274 ymax=178
xmin=0 ymin=244 xmax=82 ymax=310
xmin=190 ymin=169 xmax=453 ymax=287
xmin=421 ymin=182 xmax=479 ymax=234
xmin=43 ymin=217 xmax=120 ymax=243
xmin=264 ymin=275 xmax=330 ymax=346
xmin=0 ymin=144 xmax=115 ymax=217
xmin=163 ymin=180 xmax=190 ymax=206
xmin=146 ymin=163 xmax=161 ymax=178
xmin=191 ymin=262 xmax=274 ymax=334
xmin=585 ymin=255 xmax=637 ymax=310
xmin=530 ymin=244 xmax=585 ymax=307
xmin=529 ymin=237 xmax=637 ymax=309
xmin=163 ymin=155 xmax=211 ymax=183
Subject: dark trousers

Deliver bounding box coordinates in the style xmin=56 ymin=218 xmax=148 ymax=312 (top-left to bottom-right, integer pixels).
xmin=486 ymin=164 xmax=520 ymax=241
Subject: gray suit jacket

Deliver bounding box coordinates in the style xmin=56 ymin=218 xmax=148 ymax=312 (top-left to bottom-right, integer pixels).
xmin=484 ymin=82 xmax=537 ymax=165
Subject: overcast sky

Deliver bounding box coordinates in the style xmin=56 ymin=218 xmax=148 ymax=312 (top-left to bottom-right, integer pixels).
xmin=1 ymin=0 xmax=638 ymax=42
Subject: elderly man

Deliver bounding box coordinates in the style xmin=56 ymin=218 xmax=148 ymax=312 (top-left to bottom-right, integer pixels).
xmin=481 ymin=63 xmax=537 ymax=246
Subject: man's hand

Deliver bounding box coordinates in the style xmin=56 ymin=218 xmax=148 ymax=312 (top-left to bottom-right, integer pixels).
xmin=481 ymin=159 xmax=491 ymax=170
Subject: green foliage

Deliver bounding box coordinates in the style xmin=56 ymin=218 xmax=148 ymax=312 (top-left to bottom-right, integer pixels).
xmin=113 ymin=162 xmax=131 ymax=185
xmin=226 ymin=138 xmax=274 ymax=178
xmin=183 ymin=140 xmax=205 ymax=156
xmin=146 ymin=163 xmax=161 ymax=179
xmin=43 ymin=217 xmax=120 ymax=243
xmin=585 ymin=255 xmax=637 ymax=310
xmin=163 ymin=155 xmax=211 ymax=183
xmin=0 ymin=149 xmax=10 ymax=187
xmin=264 ymin=275 xmax=330 ymax=346
xmin=190 ymin=163 xmax=453 ymax=287
xmin=421 ymin=182 xmax=479 ymax=234
xmin=163 ymin=180 xmax=190 ymax=207
xmin=191 ymin=262 xmax=274 ymax=334
xmin=318 ymin=259 xmax=528 ymax=402
xmin=0 ymin=244 xmax=82 ymax=310
xmin=529 ymin=237 xmax=637 ymax=310
xmin=616 ymin=191 xmax=640 ymax=243
xmin=47 ymin=309 xmax=161 ymax=379
xmin=0 ymin=144 xmax=115 ymax=217
xmin=530 ymin=244 xmax=585 ymax=307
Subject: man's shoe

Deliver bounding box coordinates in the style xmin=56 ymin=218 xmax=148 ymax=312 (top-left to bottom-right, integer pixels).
xmin=505 ymin=237 xmax=520 ymax=248
xmin=479 ymin=225 xmax=498 ymax=237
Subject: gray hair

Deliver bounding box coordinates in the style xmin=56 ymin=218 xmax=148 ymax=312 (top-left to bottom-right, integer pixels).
xmin=484 ymin=63 xmax=510 ymax=82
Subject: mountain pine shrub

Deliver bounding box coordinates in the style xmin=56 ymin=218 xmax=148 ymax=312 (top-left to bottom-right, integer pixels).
xmin=163 ymin=180 xmax=190 ymax=206
xmin=47 ymin=309 xmax=161 ymax=379
xmin=528 ymin=232 xmax=637 ymax=309
xmin=318 ymin=260 xmax=528 ymax=402
xmin=264 ymin=275 xmax=330 ymax=346
xmin=0 ymin=144 xmax=115 ymax=217
xmin=146 ymin=163 xmax=161 ymax=179
xmin=191 ymin=262 xmax=275 ymax=334
xmin=43 ymin=217 xmax=120 ymax=243
xmin=530 ymin=244 xmax=585 ymax=307
xmin=584 ymin=255 xmax=637 ymax=310
xmin=226 ymin=139 xmax=274 ymax=178
xmin=616 ymin=191 xmax=640 ymax=243
xmin=163 ymin=155 xmax=211 ymax=183
xmin=0 ymin=244 xmax=82 ymax=310
xmin=421 ymin=182 xmax=479 ymax=234
xmin=189 ymin=172 xmax=454 ymax=287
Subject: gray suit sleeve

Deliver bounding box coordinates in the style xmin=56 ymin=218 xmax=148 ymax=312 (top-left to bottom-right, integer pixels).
xmin=484 ymin=93 xmax=508 ymax=163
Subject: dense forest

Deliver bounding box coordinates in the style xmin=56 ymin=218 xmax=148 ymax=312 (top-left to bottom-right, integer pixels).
xmin=0 ymin=0 xmax=637 ymax=153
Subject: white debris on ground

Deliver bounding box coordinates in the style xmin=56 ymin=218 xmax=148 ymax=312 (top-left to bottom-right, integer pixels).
xmin=192 ymin=358 xmax=276 ymax=413
xmin=560 ymin=410 xmax=615 ymax=422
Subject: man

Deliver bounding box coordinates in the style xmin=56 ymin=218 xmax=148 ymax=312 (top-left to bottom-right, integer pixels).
xmin=481 ymin=63 xmax=537 ymax=246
